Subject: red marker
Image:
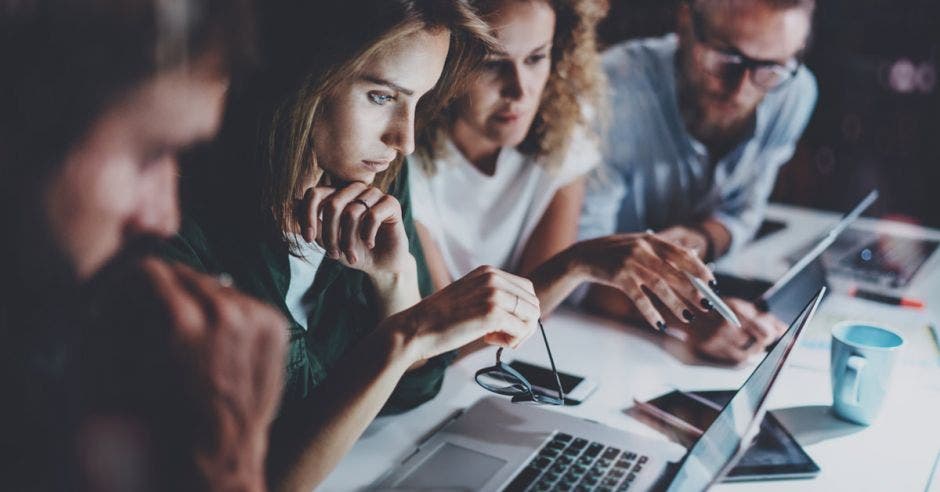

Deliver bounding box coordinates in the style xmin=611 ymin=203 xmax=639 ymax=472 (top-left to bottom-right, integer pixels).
xmin=848 ymin=287 xmax=925 ymax=310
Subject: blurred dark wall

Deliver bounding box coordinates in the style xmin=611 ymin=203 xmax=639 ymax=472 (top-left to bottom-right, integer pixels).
xmin=598 ymin=0 xmax=940 ymax=228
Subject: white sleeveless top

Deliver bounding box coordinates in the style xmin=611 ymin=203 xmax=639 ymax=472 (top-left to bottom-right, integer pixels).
xmin=409 ymin=127 xmax=600 ymax=278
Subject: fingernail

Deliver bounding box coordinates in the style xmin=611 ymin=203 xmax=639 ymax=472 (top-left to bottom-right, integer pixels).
xmin=708 ymin=279 xmax=719 ymax=290
xmin=682 ymin=309 xmax=695 ymax=321
xmin=701 ymin=298 xmax=714 ymax=310
xmin=656 ymin=321 xmax=667 ymax=332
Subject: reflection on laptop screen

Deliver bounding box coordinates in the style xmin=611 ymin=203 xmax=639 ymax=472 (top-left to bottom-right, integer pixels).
xmin=665 ymin=289 xmax=823 ymax=492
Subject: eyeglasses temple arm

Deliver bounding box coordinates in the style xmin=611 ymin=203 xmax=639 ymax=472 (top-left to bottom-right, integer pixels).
xmin=538 ymin=320 xmax=565 ymax=404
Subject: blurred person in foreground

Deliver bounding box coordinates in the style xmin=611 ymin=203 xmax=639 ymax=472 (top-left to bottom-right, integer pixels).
xmin=0 ymin=0 xmax=287 ymax=489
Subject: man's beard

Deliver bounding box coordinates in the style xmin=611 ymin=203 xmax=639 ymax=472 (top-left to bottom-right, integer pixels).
xmin=3 ymin=196 xmax=159 ymax=310
xmin=676 ymin=52 xmax=758 ymax=149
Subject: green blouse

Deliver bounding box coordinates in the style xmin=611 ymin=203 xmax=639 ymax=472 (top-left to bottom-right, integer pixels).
xmin=158 ymin=163 xmax=449 ymax=414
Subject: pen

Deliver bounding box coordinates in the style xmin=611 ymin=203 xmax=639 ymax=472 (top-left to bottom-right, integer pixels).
xmin=848 ymin=287 xmax=925 ymax=310
xmin=685 ymin=272 xmax=741 ymax=327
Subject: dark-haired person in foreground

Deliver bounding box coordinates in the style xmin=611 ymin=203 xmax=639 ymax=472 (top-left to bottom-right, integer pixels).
xmin=0 ymin=1 xmax=287 ymax=490
xmin=581 ymin=0 xmax=819 ymax=362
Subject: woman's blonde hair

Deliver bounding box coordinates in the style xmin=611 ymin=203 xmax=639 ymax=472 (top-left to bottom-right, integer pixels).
xmin=419 ymin=0 xmax=607 ymax=170
xmin=206 ymin=0 xmax=494 ymax=254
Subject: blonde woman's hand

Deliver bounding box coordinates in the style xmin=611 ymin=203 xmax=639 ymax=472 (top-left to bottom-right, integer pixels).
xmin=382 ymin=266 xmax=541 ymax=363
xmin=571 ymin=232 xmax=716 ymax=331
xmin=295 ymin=182 xmax=414 ymax=276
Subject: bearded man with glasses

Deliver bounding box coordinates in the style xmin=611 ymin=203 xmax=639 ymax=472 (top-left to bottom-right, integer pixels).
xmin=579 ymin=0 xmax=817 ymax=364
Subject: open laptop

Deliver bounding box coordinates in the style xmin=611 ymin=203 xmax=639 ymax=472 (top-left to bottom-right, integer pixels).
xmin=717 ymin=190 xmax=877 ymax=323
xmin=374 ymin=288 xmax=826 ymax=492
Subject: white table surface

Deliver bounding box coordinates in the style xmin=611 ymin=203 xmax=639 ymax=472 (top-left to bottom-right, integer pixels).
xmin=320 ymin=204 xmax=940 ymax=491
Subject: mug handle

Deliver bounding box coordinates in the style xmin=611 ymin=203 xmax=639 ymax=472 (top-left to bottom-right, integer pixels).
xmin=840 ymin=354 xmax=868 ymax=406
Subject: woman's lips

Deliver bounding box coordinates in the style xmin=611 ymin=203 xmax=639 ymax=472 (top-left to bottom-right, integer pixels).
xmin=361 ymin=159 xmax=392 ymax=172
xmin=493 ymin=111 xmax=521 ymax=123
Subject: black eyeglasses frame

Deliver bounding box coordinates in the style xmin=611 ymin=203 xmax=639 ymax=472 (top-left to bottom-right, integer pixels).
xmin=474 ymin=320 xmax=566 ymax=406
xmin=687 ymin=2 xmax=802 ymax=92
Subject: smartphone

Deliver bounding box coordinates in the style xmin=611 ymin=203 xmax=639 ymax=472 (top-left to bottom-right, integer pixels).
xmin=507 ymin=360 xmax=597 ymax=405
xmin=631 ymin=389 xmax=723 ymax=447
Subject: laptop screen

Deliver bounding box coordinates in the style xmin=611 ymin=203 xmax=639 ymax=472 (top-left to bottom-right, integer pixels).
xmin=762 ymin=189 xmax=877 ymax=303
xmin=665 ymin=288 xmax=825 ymax=492
xmin=763 ymin=256 xmax=827 ymax=324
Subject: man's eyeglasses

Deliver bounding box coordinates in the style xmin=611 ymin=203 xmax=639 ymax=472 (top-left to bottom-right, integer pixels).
xmin=688 ymin=4 xmax=801 ymax=91
xmin=475 ymin=320 xmax=565 ymax=405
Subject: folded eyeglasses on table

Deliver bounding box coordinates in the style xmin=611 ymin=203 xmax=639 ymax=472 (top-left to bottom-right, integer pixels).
xmin=475 ymin=320 xmax=566 ymax=405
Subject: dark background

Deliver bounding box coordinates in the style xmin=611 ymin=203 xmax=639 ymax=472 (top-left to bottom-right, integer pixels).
xmin=598 ymin=0 xmax=940 ymax=228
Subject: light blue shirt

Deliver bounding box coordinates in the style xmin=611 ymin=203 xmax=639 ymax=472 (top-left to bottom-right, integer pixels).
xmin=580 ymin=34 xmax=818 ymax=255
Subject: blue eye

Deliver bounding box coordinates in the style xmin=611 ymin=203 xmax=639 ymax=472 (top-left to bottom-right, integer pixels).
xmin=525 ymin=54 xmax=547 ymax=65
xmin=483 ymin=60 xmax=503 ymax=72
xmin=368 ymin=92 xmax=395 ymax=105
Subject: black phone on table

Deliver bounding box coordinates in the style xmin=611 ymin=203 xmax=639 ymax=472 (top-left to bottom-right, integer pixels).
xmin=507 ymin=360 xmax=597 ymax=406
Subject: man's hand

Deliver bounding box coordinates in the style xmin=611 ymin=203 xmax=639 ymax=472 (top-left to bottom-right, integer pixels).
xmin=685 ymin=297 xmax=787 ymax=363
xmin=141 ymin=258 xmax=288 ymax=491
xmin=658 ymin=225 xmax=709 ymax=260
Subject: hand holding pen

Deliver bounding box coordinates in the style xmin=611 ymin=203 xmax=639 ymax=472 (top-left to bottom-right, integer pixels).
xmin=685 ymin=297 xmax=788 ymax=363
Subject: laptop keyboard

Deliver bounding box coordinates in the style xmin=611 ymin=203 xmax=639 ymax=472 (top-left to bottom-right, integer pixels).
xmin=503 ymin=432 xmax=650 ymax=492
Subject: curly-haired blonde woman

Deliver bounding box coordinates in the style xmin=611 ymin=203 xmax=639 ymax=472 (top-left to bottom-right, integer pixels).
xmin=411 ymin=0 xmax=718 ymax=327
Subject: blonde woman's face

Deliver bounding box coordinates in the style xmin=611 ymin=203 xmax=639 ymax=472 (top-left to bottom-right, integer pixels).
xmin=312 ymin=28 xmax=451 ymax=185
xmin=454 ymin=0 xmax=555 ymax=149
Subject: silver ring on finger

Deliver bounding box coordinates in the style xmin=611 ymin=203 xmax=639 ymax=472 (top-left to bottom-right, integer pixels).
xmin=352 ymin=198 xmax=371 ymax=211
xmin=740 ymin=335 xmax=757 ymax=351
xmin=216 ymin=273 xmax=234 ymax=288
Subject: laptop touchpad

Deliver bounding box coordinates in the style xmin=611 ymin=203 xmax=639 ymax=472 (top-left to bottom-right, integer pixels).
xmin=396 ymin=442 xmax=507 ymax=490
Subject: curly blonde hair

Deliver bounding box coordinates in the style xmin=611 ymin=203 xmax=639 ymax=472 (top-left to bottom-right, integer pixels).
xmin=419 ymin=0 xmax=607 ymax=170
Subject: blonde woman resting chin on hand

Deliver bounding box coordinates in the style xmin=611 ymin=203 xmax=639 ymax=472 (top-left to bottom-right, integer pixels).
xmin=158 ymin=1 xmax=539 ymax=490
xmin=409 ymin=0 xmax=716 ymax=336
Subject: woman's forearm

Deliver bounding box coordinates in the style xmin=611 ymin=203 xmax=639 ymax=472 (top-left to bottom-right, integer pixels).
xmin=267 ymin=320 xmax=416 ymax=492
xmin=369 ymin=255 xmax=422 ymax=320
xmin=528 ymin=245 xmax=589 ymax=317
xmin=267 ymin=264 xmax=544 ymax=490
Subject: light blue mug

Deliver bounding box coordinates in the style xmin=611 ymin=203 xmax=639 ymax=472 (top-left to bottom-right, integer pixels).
xmin=830 ymin=322 xmax=904 ymax=425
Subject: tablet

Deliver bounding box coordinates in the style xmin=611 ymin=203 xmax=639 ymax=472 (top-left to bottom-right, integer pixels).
xmin=642 ymin=390 xmax=820 ymax=481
